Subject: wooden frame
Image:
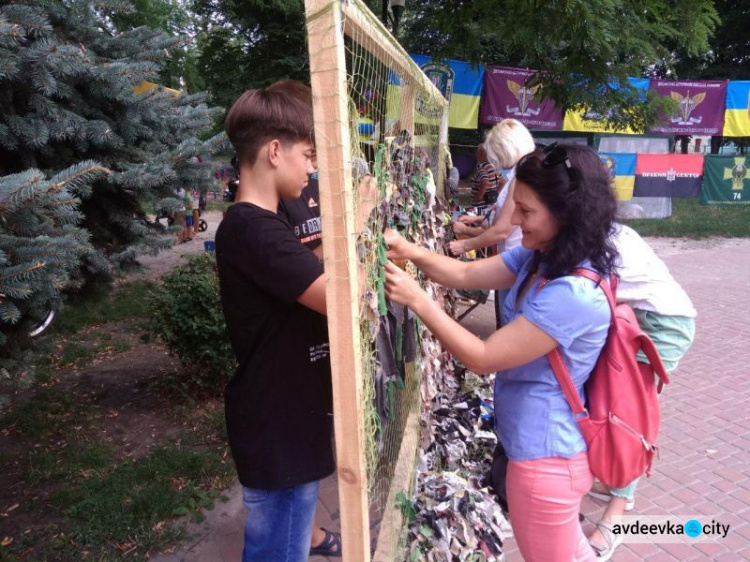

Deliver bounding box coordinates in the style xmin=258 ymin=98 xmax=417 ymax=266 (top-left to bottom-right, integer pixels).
xmin=305 ymin=1 xmax=449 ymax=559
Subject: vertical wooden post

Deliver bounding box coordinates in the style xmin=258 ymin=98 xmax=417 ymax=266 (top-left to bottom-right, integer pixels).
xmin=401 ymin=82 xmax=415 ymax=134
xmin=305 ymin=1 xmax=370 ymax=561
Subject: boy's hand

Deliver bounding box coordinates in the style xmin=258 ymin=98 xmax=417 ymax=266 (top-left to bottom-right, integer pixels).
xmin=357 ymin=175 xmax=378 ymax=203
xmin=355 ymin=176 xmax=378 ymax=231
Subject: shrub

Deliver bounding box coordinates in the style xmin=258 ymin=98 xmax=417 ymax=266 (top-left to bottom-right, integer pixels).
xmin=149 ymin=253 xmax=234 ymax=390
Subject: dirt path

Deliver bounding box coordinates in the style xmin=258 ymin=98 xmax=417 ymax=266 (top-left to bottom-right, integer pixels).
xmin=129 ymin=210 xmax=223 ymax=280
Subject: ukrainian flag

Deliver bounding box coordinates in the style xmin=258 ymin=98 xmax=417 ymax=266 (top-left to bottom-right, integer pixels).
xmin=722 ymin=81 xmax=750 ymax=137
xmin=410 ymin=54 xmax=484 ymax=130
xmin=600 ymin=152 xmax=636 ymax=200
xmin=564 ymin=78 xmax=649 ymax=134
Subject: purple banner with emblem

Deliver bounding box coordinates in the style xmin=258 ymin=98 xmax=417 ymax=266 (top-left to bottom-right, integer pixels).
xmin=648 ymin=79 xmax=728 ymax=135
xmin=480 ymin=65 xmax=563 ymax=129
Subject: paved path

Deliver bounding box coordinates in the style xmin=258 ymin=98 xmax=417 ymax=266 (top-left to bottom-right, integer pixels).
xmin=153 ymin=237 xmax=750 ymax=561
xmin=129 ymin=210 xmax=223 ymax=281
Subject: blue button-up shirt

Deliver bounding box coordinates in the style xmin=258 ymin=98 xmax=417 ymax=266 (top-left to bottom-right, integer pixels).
xmin=495 ymin=247 xmax=611 ymax=461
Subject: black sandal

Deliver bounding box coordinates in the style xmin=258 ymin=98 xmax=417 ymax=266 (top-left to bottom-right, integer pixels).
xmin=309 ymin=528 xmax=342 ymax=557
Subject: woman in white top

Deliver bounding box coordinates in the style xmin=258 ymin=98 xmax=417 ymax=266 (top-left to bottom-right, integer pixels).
xmin=588 ymin=223 xmax=696 ymax=560
xmin=449 ymin=119 xmax=533 ymax=255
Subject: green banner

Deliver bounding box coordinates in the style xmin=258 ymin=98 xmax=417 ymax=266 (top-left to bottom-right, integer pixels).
xmin=701 ymin=155 xmax=750 ymax=205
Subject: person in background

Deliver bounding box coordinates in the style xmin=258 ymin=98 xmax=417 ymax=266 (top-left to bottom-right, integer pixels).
xmin=272 ymin=81 xmax=324 ymax=260
xmin=383 ymin=144 xmax=618 ymax=561
xmin=192 ymin=190 xmax=201 ymax=235
xmin=183 ymin=188 xmax=194 ymax=241
xmin=199 ymin=189 xmax=207 ymax=215
xmin=469 ymin=143 xmax=504 ymax=206
xmin=450 ymin=119 xmax=536 ymax=328
xmin=586 ymin=223 xmax=696 ymax=561
xmin=173 ymin=187 xmax=190 ymax=243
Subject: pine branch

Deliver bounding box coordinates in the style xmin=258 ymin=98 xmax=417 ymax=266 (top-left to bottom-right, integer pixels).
xmin=0 ymin=301 xmax=22 ymax=325
xmin=48 ymin=161 xmax=110 ymax=195
xmin=0 ymin=261 xmax=47 ymax=283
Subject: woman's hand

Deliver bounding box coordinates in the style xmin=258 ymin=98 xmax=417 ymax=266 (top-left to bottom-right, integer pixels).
xmin=452 ymin=221 xmax=469 ymax=236
xmin=384 ymin=262 xmax=429 ymax=311
xmin=457 ymin=214 xmax=484 ymax=226
xmin=383 ymin=228 xmax=417 ymax=262
xmin=447 ymin=238 xmax=466 ymax=256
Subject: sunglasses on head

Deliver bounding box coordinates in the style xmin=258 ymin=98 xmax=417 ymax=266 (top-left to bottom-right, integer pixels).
xmin=541 ymin=142 xmax=578 ymax=186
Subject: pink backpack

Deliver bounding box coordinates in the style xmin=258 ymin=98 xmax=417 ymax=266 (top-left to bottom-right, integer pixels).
xmin=545 ymin=269 xmax=670 ymax=489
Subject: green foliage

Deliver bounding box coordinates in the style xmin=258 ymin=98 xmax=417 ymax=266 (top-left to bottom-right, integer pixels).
xmin=396 ymin=490 xmax=417 ymax=522
xmin=1 ymin=387 xmax=91 ymax=439
xmin=3 ymin=434 xmax=232 ymax=558
xmin=192 ymin=0 xmax=719 ymax=133
xmin=399 ymin=0 xmax=719 ymax=132
xmin=45 ymin=445 xmax=230 ymax=550
xmin=0 ymin=163 xmax=107 ymax=349
xmin=0 ymin=0 xmax=228 ymax=351
xmin=112 ymin=0 xmax=205 ymax=93
xmin=149 ymin=253 xmax=234 ymax=390
xmin=193 ymin=0 xmax=310 ymax=115
xmin=0 ymin=359 xmax=233 ymax=558
xmin=626 ymin=198 xmax=750 ymax=238
xmin=53 ymin=279 xmax=156 ymax=334
xmin=205 ymin=198 xmax=231 ymax=213
xmin=58 ymin=338 xmax=131 ymax=368
xmin=671 ymin=0 xmax=750 ymax=80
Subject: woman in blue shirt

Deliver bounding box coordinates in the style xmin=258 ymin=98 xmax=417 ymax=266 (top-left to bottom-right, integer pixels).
xmin=384 ymin=144 xmax=618 ymax=561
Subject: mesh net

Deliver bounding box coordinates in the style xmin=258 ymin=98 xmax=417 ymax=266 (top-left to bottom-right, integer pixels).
xmin=306 ymin=0 xmax=453 ymax=557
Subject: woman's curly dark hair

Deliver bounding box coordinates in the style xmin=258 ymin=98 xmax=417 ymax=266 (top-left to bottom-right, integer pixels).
xmin=515 ymin=144 xmax=619 ymax=279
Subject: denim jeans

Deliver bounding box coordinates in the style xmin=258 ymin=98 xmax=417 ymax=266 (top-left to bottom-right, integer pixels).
xmin=242 ymin=480 xmax=319 ymax=562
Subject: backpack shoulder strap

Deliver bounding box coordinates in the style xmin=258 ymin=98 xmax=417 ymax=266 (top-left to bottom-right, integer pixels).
xmin=547 ymin=348 xmax=588 ymax=418
xmin=573 ymin=269 xmax=670 ymax=389
xmin=572 ymin=268 xmax=617 ymax=314
xmin=542 ymin=268 xmax=614 ymax=418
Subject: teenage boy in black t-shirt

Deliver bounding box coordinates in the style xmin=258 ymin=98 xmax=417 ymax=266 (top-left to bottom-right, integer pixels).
xmin=216 ymin=84 xmax=334 ymax=561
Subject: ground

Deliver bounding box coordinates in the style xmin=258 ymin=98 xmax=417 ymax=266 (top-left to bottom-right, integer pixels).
xmin=2 ymin=219 xmax=749 ymax=561
xmin=0 ymin=211 xmax=232 ymax=561
xmin=151 ymin=234 xmax=750 ymax=561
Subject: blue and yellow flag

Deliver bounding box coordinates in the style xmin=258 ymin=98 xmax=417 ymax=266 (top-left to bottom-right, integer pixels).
xmin=600 ymin=152 xmax=636 ymax=200
xmin=410 ymin=54 xmax=484 ymax=130
xmin=563 ymin=79 xmax=649 ymax=134
xmin=722 ymin=81 xmax=750 ymax=137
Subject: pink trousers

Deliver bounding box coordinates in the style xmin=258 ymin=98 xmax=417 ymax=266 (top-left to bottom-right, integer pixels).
xmin=507 ymin=452 xmax=596 ymax=562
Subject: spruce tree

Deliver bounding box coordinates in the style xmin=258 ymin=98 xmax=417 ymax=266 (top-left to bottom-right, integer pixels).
xmin=0 ymin=0 xmax=224 ymax=351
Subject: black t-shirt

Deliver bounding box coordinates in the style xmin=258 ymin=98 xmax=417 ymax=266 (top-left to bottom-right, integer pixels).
xmin=215 ymin=202 xmax=334 ymax=489
xmin=277 ymin=177 xmax=322 ymax=250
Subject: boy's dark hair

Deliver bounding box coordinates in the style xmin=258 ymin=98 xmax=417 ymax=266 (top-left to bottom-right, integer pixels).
xmin=515 ymin=144 xmax=619 ymax=279
xmin=225 ymin=81 xmax=313 ymax=167
xmin=266 ymin=80 xmax=313 ymax=109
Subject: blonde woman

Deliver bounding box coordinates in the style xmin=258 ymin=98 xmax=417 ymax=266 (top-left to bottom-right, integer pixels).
xmin=450 ymin=119 xmax=536 ymax=328
xmin=450 ymin=119 xmax=535 ymax=257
